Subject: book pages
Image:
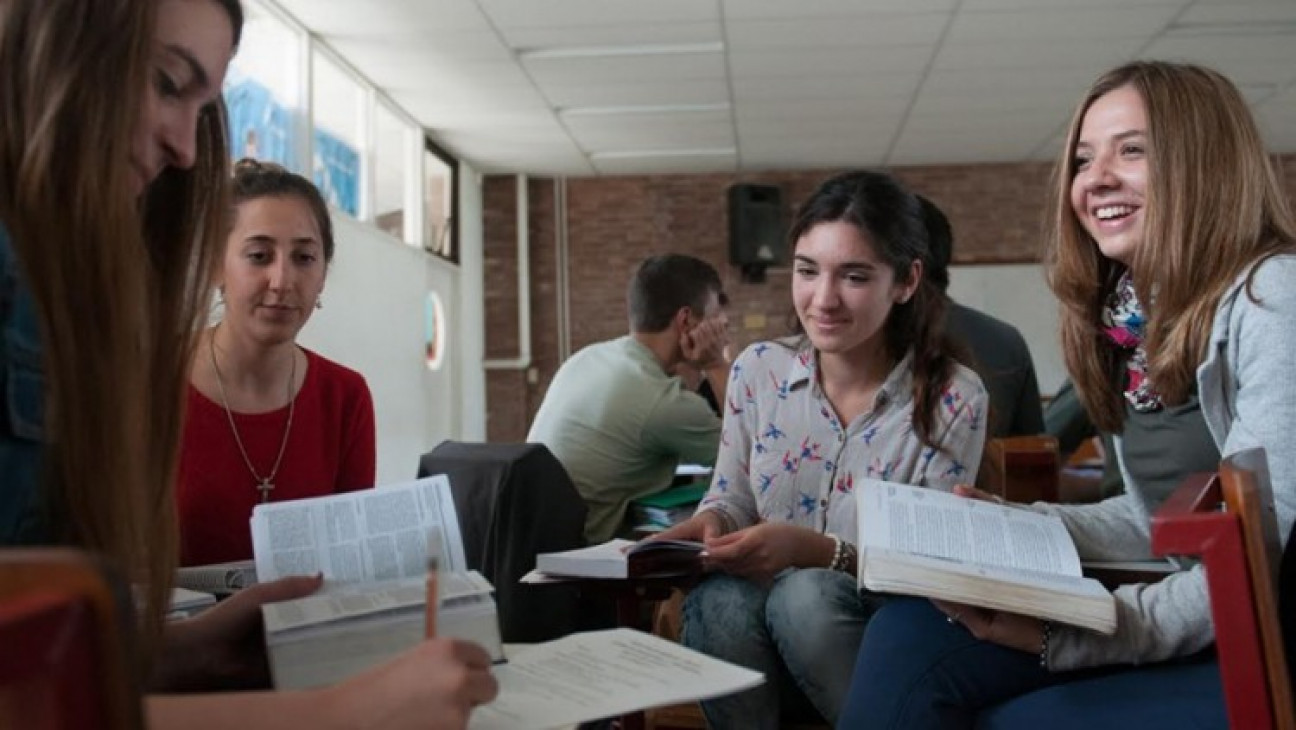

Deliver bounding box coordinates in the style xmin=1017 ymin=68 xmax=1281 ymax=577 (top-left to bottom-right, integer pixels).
xmin=250 ymin=475 xmax=465 ymax=585
xmin=858 ymin=480 xmax=1082 ymax=576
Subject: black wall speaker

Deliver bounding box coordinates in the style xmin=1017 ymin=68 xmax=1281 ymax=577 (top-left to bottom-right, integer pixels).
xmin=728 ymin=184 xmax=785 ymax=281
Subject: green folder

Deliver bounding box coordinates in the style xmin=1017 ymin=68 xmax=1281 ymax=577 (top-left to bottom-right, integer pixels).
xmin=633 ymin=482 xmax=707 ymax=509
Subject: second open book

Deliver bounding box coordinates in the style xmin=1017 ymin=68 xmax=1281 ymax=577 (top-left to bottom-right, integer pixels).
xmin=857 ymin=481 xmax=1117 ymax=634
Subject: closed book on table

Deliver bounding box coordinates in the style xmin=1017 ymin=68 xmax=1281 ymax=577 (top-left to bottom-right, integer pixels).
xmin=536 ymin=539 xmax=704 ymax=580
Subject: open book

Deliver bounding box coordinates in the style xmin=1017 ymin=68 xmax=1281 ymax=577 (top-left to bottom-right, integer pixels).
xmin=534 ymin=538 xmax=704 ymax=579
xmin=176 ymin=559 xmax=258 ymax=596
xmin=252 ymin=476 xmax=504 ymax=689
xmin=470 ymin=628 xmax=763 ymax=729
xmin=856 ymin=480 xmax=1117 ymax=634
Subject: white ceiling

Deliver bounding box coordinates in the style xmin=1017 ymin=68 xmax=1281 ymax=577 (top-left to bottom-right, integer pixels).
xmin=274 ymin=0 xmax=1296 ymax=176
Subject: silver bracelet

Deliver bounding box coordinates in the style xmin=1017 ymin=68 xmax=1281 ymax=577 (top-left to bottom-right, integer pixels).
xmin=1039 ymin=620 xmax=1053 ymax=670
xmin=827 ymin=533 xmax=855 ymax=572
xmin=827 ymin=533 xmax=844 ymax=570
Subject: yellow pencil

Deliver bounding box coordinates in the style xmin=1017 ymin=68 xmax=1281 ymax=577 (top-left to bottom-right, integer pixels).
xmin=425 ymin=525 xmax=442 ymax=638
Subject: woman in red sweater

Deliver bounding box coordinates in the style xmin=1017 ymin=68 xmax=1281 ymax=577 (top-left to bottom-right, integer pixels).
xmin=178 ymin=158 xmax=376 ymax=565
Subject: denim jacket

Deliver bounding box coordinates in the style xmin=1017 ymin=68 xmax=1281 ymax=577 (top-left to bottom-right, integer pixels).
xmin=0 ymin=222 xmax=48 ymax=544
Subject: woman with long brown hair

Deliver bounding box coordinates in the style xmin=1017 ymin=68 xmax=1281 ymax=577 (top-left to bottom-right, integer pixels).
xmin=1 ymin=0 xmax=494 ymax=726
xmin=839 ymin=61 xmax=1296 ymax=728
xmin=657 ymin=170 xmax=988 ymax=727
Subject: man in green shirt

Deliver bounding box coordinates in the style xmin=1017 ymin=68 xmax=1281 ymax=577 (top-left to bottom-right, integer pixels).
xmin=528 ymin=254 xmax=730 ymax=543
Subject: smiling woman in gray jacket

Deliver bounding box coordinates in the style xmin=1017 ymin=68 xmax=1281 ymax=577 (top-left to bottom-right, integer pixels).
xmin=838 ymin=60 xmax=1296 ymax=730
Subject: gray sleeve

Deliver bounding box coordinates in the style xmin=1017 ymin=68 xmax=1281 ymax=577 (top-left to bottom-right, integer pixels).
xmin=1030 ymin=491 xmax=1153 ymax=561
xmin=1047 ymin=565 xmax=1213 ymax=671
xmin=1050 ymin=258 xmax=1296 ymax=670
xmin=1223 ymin=261 xmax=1296 ymax=549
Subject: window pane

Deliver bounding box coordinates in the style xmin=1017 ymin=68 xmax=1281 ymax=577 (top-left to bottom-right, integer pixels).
xmin=374 ymin=102 xmax=412 ymax=242
xmin=424 ymin=148 xmax=454 ymax=261
xmin=222 ymin=1 xmax=302 ymax=169
xmin=311 ymin=52 xmax=364 ymax=218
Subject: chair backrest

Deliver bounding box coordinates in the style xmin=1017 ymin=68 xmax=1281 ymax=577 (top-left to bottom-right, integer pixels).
xmin=980 ymin=435 xmax=1060 ymax=503
xmin=0 ymin=549 xmax=141 ymax=730
xmin=418 ymin=441 xmax=590 ymax=642
xmin=1151 ymin=449 xmax=1294 ymax=730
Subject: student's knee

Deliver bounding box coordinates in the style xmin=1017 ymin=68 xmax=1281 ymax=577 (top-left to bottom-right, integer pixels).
xmin=681 ymin=573 xmax=768 ymax=654
xmin=765 ymin=568 xmax=860 ymax=638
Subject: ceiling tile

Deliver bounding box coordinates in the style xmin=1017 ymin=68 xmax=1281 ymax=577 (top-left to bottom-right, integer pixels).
xmin=1180 ymin=0 xmax=1296 ymax=23
xmin=722 ymin=0 xmax=957 ymax=19
xmin=961 ymin=0 xmax=1184 ymax=9
xmin=947 ymin=6 xmax=1181 ymax=43
xmin=276 ymin=0 xmax=489 ymax=34
xmin=727 ymin=44 xmax=933 ymax=79
xmin=725 ymin=14 xmax=948 ymax=49
xmin=522 ymin=53 xmax=726 ymax=86
xmin=478 ymin=0 xmax=715 ymax=29
xmin=732 ymin=76 xmax=920 ymax=101
xmin=591 ymin=155 xmax=737 ymax=175
xmin=933 ymin=38 xmax=1145 ymax=70
xmin=567 ymin=111 xmax=734 ymax=151
xmin=1140 ymin=35 xmax=1296 ymax=87
xmin=498 ymin=21 xmax=720 ymax=49
xmin=268 ymin=0 xmax=1296 ymax=175
xmin=543 ymin=79 xmax=730 ymax=108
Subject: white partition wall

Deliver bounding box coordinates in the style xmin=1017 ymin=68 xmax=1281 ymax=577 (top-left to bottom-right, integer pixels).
xmin=948 ymin=263 xmax=1065 ymax=398
xmin=456 ymin=165 xmax=487 ymax=442
xmin=297 ymin=215 xmax=465 ymax=484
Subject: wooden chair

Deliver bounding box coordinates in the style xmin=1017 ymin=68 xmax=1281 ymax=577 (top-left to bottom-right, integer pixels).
xmin=980 ymin=435 xmax=1061 ymax=504
xmin=1151 ymin=449 xmax=1295 ymax=730
xmin=0 ymin=549 xmax=142 ymax=730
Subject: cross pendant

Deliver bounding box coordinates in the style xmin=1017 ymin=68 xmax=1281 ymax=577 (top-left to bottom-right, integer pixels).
xmin=258 ymin=479 xmax=274 ymax=503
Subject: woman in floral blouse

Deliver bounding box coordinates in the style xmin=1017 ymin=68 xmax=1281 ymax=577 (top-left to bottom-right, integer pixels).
xmin=656 ymin=170 xmax=988 ymax=728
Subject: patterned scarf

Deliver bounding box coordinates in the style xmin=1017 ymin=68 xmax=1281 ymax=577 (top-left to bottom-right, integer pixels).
xmin=1101 ymin=271 xmax=1163 ymax=412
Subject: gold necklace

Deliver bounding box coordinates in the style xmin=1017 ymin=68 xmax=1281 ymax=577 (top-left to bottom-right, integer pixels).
xmin=209 ymin=330 xmax=297 ymax=503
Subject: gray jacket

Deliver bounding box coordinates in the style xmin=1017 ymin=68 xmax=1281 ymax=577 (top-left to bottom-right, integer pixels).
xmin=1039 ymin=254 xmax=1296 ymax=671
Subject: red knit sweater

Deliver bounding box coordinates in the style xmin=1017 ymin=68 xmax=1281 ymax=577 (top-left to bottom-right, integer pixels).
xmin=177 ymin=348 xmax=376 ymax=566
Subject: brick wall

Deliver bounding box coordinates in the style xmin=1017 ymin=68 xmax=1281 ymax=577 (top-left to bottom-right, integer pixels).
xmin=484 ymin=155 xmax=1296 ymax=441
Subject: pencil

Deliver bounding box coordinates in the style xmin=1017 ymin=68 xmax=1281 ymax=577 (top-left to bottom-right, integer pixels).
xmin=425 ymin=525 xmax=442 ymax=638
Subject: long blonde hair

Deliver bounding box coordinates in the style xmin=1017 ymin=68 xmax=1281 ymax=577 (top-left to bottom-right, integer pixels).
xmin=1047 ymin=61 xmax=1296 ymax=433
xmin=0 ymin=0 xmax=232 ymax=650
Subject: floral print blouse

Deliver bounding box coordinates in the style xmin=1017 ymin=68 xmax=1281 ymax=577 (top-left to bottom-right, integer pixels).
xmin=697 ymin=337 xmax=989 ymax=545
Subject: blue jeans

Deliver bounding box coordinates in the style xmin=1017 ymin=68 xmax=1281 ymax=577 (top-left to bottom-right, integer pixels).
xmin=681 ymin=568 xmax=876 ymax=729
xmin=837 ymin=598 xmax=1227 ymax=729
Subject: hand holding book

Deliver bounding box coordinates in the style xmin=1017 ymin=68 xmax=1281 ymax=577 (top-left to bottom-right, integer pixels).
xmin=932 ymin=599 xmax=1048 ymax=655
xmin=856 ymin=480 xmax=1117 ymax=634
xmin=701 ymin=522 xmax=836 ymax=583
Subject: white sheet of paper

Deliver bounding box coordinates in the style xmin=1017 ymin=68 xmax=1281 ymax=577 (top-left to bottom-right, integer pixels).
xmin=469 ymin=629 xmax=763 ymax=729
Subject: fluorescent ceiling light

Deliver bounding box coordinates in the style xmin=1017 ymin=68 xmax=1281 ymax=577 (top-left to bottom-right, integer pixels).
xmin=590 ymin=147 xmax=736 ymax=160
xmin=519 ymin=42 xmax=723 ymax=61
xmin=560 ymin=102 xmax=731 ymax=117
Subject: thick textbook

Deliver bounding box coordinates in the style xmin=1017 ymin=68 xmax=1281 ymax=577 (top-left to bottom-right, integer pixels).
xmin=856 ymin=480 xmax=1117 ymax=634
xmin=262 ymin=570 xmax=502 ymax=690
xmin=176 ymin=559 xmax=257 ymax=596
xmin=251 ymin=476 xmax=504 ymax=689
xmin=535 ymin=538 xmax=704 ymax=579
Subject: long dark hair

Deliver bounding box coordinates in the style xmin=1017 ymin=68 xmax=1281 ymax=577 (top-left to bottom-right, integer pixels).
xmin=788 ymin=170 xmax=961 ymax=449
xmin=0 ymin=0 xmax=242 ymax=654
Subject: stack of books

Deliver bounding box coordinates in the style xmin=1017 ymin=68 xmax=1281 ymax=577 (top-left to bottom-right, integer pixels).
xmin=630 ymin=483 xmax=706 ymax=531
